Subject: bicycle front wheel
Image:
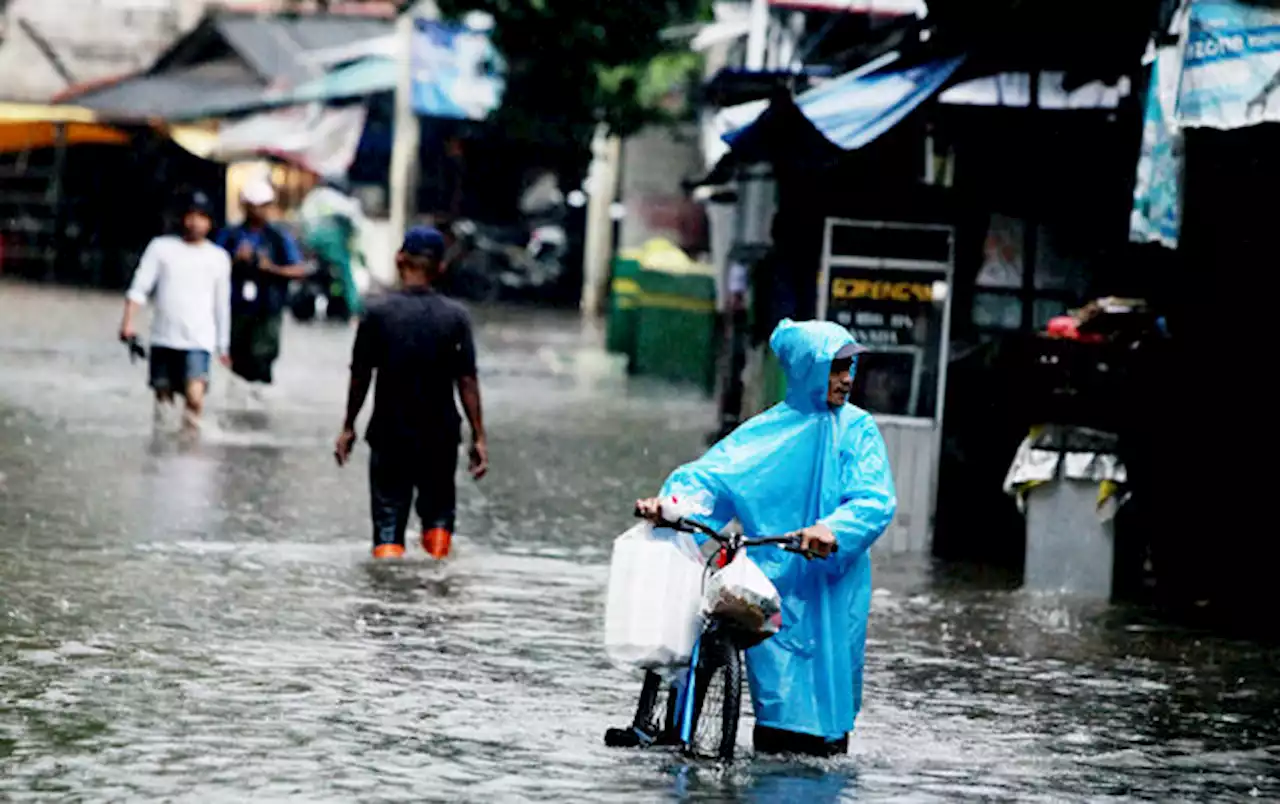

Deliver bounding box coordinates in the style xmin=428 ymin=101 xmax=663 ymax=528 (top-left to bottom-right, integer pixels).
xmin=686 ymin=636 xmax=743 ymax=762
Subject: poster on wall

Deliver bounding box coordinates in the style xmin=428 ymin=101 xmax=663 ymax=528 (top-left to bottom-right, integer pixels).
xmin=824 ymin=265 xmax=948 ymax=420
xmin=1178 ymin=1 xmax=1280 ymax=130
xmin=976 ymin=213 xmax=1023 ymax=288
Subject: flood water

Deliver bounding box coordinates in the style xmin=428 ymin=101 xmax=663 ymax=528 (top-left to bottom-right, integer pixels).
xmin=2 ymin=283 xmax=1278 ymax=802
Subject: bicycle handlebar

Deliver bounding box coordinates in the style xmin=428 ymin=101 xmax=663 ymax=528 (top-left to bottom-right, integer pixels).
xmin=633 ymin=510 xmax=838 ymax=556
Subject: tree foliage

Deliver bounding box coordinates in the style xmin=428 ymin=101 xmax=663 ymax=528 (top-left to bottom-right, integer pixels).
xmin=435 ymin=0 xmax=710 ymax=149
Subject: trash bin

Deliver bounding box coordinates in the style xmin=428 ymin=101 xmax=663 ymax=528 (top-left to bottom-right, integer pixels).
xmin=606 ymin=253 xmax=642 ymax=358
xmin=1003 ymin=425 xmax=1128 ymax=598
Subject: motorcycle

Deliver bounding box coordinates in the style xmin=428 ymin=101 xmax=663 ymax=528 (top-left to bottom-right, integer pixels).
xmin=445 ymin=215 xmax=568 ymax=303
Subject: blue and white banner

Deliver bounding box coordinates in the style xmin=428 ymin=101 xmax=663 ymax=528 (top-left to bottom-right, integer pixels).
xmin=1130 ymin=45 xmax=1184 ymax=248
xmin=1178 ymin=1 xmax=1280 ymax=129
xmin=411 ymin=20 xmax=505 ymax=120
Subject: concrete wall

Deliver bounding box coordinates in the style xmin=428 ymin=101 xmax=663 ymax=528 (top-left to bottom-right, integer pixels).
xmin=0 ymin=0 xmax=224 ymax=101
xmin=617 ymin=123 xmax=706 ymax=255
xmin=0 ymin=18 xmax=68 ymax=101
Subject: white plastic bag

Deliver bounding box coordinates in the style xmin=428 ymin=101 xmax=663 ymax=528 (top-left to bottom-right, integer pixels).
xmin=603 ymin=521 xmax=705 ymax=669
xmin=702 ymin=552 xmax=782 ymax=639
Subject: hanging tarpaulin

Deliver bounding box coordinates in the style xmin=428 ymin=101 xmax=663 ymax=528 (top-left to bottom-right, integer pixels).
xmin=411 ymin=19 xmax=505 ymax=120
xmin=1130 ymin=44 xmax=1185 ymax=248
xmin=723 ymin=55 xmax=965 ymax=153
xmin=210 ymin=105 xmax=368 ymax=177
xmin=788 ymin=55 xmax=963 ymax=150
xmin=1177 ymin=0 xmax=1280 ymax=129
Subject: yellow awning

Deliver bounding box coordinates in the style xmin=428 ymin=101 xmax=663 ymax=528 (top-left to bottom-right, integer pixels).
xmin=0 ymin=103 xmax=133 ymax=153
xmin=0 ymin=103 xmax=235 ymax=160
xmin=0 ymin=121 xmax=130 ymax=153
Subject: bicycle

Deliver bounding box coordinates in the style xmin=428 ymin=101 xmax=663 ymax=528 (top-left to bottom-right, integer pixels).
xmin=603 ymin=515 xmax=836 ymax=762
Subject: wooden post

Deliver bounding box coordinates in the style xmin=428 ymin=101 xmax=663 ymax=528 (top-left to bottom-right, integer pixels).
xmin=47 ymin=122 xmax=68 ymax=283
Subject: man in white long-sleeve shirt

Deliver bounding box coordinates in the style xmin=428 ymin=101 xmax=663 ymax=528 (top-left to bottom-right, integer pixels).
xmin=119 ymin=191 xmax=231 ymax=428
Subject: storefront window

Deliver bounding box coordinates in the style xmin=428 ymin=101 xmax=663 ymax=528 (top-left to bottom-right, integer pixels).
xmin=1033 ymin=298 xmax=1068 ymax=329
xmin=972 ymin=292 xmax=1022 ymax=329
xmin=976 ymin=214 xmax=1023 ymax=289
xmin=1034 ymin=224 xmax=1093 ymax=294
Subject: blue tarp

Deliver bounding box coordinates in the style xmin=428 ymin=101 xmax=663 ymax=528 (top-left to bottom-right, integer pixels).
xmin=288 ymin=58 xmax=398 ymax=105
xmin=724 ymin=55 xmax=966 ymax=151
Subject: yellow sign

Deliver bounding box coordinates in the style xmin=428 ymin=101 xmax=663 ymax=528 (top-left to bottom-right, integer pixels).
xmin=831 ymin=278 xmax=933 ymax=302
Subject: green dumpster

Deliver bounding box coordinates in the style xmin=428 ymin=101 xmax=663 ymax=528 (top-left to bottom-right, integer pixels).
xmin=605 ymin=253 xmax=642 ymax=358
xmin=631 ymin=243 xmax=718 ymax=395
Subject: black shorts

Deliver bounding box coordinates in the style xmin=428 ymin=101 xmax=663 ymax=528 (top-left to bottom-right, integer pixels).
xmin=368 ymin=446 xmax=458 ymax=548
xmin=149 ymin=347 xmax=211 ymax=393
xmin=229 ymin=312 xmax=282 ymax=384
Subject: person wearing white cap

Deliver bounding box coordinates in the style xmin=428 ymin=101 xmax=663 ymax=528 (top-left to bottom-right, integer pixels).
xmin=214 ymin=178 xmax=307 ymax=387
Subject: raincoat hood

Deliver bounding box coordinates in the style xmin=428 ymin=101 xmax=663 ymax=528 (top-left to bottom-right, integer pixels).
xmin=770 ymin=319 xmax=860 ymax=413
xmin=659 ymin=318 xmax=896 ymax=740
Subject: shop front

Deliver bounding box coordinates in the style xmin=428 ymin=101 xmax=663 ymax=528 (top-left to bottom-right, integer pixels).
xmin=817 ymin=218 xmax=954 ymax=554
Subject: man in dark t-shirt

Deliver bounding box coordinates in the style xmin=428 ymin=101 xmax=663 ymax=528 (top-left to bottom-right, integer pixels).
xmin=334 ymin=226 xmax=488 ymax=560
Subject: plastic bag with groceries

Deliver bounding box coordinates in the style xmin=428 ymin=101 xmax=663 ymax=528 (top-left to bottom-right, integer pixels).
xmin=701 ymin=550 xmax=782 ymax=644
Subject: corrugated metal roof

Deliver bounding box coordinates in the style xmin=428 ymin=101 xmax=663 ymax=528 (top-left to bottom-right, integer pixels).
xmin=69 ymin=69 xmax=266 ymax=120
xmin=60 ymin=11 xmax=393 ymax=119
xmin=215 ymin=14 xmax=392 ymax=84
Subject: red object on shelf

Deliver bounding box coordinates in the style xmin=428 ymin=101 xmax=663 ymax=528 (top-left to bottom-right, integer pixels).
xmin=1046 ymin=315 xmax=1105 ymax=343
xmin=1047 ymin=315 xmax=1080 ymax=339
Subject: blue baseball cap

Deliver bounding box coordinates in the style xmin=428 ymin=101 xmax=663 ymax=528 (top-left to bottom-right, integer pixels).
xmin=401 ymin=225 xmax=446 ymax=259
xmin=180 ymin=190 xmax=214 ymax=216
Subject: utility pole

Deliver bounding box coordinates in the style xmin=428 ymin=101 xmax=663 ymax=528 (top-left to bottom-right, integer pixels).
xmin=740 ymin=0 xmax=774 ymax=252
xmin=580 ymin=125 xmax=622 ymax=317
xmin=712 ymin=0 xmax=776 ymax=440
xmin=746 ymin=0 xmax=769 ymax=71
xmin=389 ymin=0 xmax=438 ymax=260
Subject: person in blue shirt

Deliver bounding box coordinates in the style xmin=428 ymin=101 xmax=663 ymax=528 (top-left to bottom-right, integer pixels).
xmin=216 ymin=179 xmax=307 ymax=386
xmin=636 ymin=318 xmax=897 ymax=757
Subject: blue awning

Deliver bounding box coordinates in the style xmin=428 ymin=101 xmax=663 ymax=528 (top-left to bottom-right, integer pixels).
xmin=724 ymin=55 xmax=966 ymax=152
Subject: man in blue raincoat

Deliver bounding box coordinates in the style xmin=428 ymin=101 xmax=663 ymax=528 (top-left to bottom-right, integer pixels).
xmin=637 ymin=318 xmax=897 ymax=757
